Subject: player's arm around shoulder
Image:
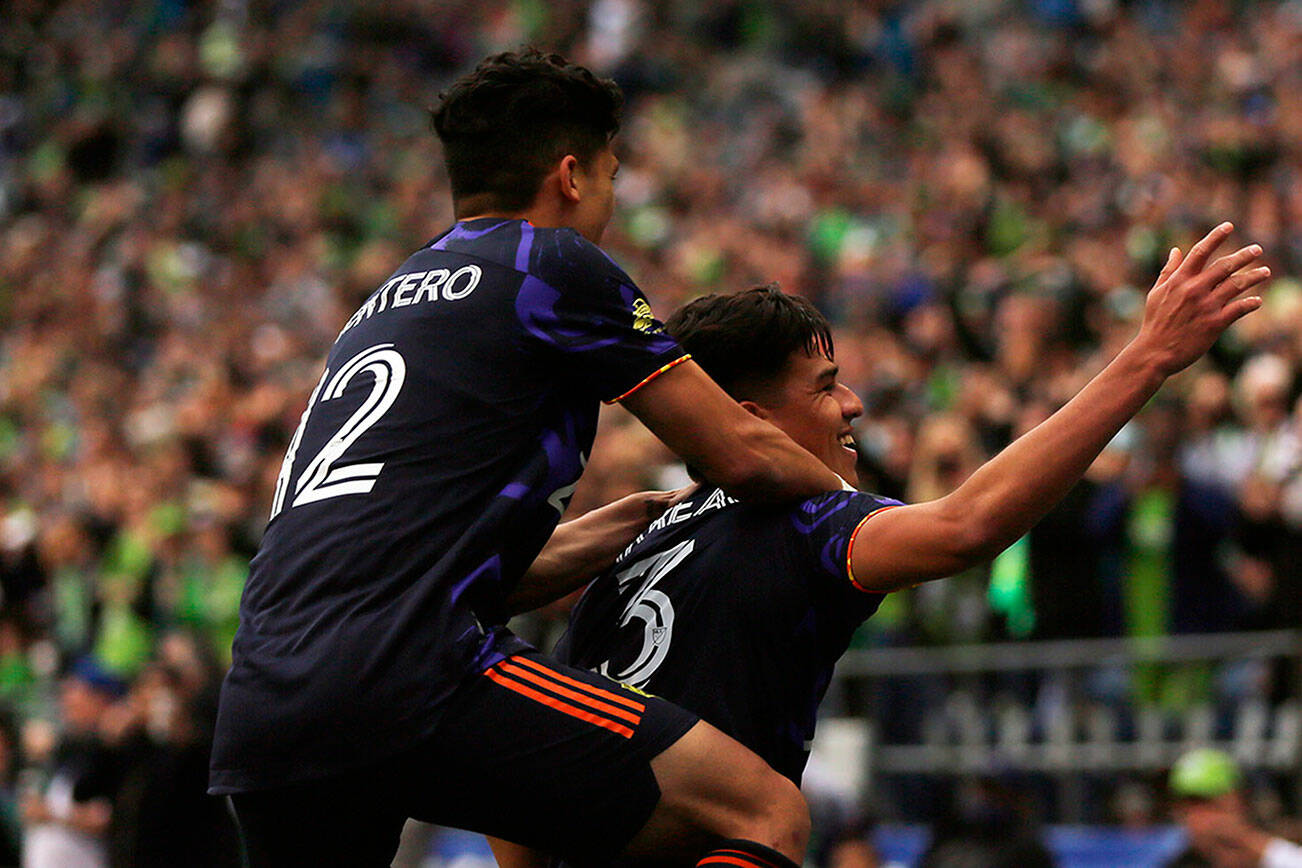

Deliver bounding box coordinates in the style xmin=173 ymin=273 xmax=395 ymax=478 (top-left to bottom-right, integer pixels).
xmin=621 ymin=360 xmax=844 ymax=502
xmin=530 ymin=231 xmax=842 ymax=501
xmin=849 ymin=222 xmax=1268 ymax=594
xmin=506 ymin=488 xmax=684 ymax=615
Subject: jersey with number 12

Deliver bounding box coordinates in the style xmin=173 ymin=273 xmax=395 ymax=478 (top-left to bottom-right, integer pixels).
xmin=210 ymin=219 xmax=685 ymax=794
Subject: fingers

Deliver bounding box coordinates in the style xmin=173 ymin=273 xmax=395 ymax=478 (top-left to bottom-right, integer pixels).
xmin=1208 ymin=240 xmax=1269 ymax=326
xmin=1172 ymin=225 xmax=1269 ymax=312
xmin=1206 ymin=243 xmax=1264 ymax=287
xmin=1157 ymin=246 xmax=1183 ymax=284
xmin=1220 ymin=294 xmax=1264 ymax=326
xmin=1177 ymin=221 xmax=1235 ymax=275
xmin=666 ymin=486 xmax=696 ymax=507
xmin=645 ymin=489 xmax=680 ymax=516
xmin=1214 ymin=264 xmax=1271 ymax=302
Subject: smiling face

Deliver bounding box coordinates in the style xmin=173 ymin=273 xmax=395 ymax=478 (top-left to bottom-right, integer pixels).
xmin=663 ymin=285 xmax=859 ymax=481
xmin=750 ymin=349 xmax=864 ymax=483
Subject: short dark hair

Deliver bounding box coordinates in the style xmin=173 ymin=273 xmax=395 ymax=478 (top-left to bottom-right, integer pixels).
xmin=664 ymin=284 xmax=834 ymax=401
xmin=431 ymin=49 xmax=623 ymax=212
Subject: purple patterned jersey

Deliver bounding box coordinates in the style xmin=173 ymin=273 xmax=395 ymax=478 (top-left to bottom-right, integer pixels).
xmin=211 ymin=219 xmax=684 ymax=794
xmin=556 ymin=486 xmax=900 ymax=783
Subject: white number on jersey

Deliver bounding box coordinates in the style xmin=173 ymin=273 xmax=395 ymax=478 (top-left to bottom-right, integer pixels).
xmin=269 ymin=343 xmax=407 ymax=518
xmin=598 ymin=538 xmax=694 ymax=687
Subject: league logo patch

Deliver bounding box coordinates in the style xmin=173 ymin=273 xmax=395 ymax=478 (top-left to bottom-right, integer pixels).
xmin=619 ymin=682 xmax=655 ymax=699
xmin=632 ymin=298 xmax=658 ymax=334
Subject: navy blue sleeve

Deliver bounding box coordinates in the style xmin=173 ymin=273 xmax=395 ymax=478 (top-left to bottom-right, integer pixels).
xmin=788 ymin=491 xmax=904 ymax=605
xmin=515 ymin=228 xmax=686 ymax=402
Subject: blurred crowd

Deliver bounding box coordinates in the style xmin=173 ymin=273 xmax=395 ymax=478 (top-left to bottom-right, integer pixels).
xmin=3 ymin=0 xmax=1302 ymax=862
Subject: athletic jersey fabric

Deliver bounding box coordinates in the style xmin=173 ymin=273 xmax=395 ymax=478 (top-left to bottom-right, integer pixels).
xmin=556 ymin=486 xmax=900 ymax=783
xmin=211 ymin=219 xmax=685 ymax=793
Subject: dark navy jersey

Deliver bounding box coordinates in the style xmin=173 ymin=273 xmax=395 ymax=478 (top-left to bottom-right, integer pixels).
xmin=555 ymin=486 xmax=901 ymax=784
xmin=211 ymin=219 xmax=685 ymax=794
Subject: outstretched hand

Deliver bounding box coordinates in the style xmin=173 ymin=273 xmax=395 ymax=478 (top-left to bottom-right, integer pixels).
xmin=1134 ymin=222 xmax=1269 ymax=377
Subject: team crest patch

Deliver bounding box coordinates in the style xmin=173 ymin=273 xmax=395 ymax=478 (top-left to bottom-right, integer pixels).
xmin=632 ymin=298 xmax=658 ymax=333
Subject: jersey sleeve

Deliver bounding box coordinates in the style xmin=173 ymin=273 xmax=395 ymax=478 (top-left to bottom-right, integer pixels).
xmin=515 ymin=229 xmax=687 ymax=403
xmin=788 ymin=490 xmax=904 ymax=607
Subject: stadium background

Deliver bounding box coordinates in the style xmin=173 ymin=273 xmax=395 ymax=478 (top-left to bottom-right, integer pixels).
xmin=2 ymin=0 xmax=1302 ymax=865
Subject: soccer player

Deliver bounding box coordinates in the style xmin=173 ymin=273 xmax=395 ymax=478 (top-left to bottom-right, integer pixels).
xmin=210 ymin=50 xmax=849 ymax=868
xmin=555 ymin=224 xmax=1266 ymax=794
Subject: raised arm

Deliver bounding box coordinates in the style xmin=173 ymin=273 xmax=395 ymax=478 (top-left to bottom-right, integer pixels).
xmin=506 ymin=489 xmax=680 ymax=614
xmin=621 ymin=361 xmax=844 ymax=501
xmin=850 ymin=223 xmax=1268 ymax=592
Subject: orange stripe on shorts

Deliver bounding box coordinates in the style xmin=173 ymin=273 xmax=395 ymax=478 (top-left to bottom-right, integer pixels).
xmin=484 ymin=668 xmax=635 ymax=739
xmin=497 ymin=660 xmax=643 ymax=726
xmin=698 ymin=857 xmax=764 ymax=868
xmin=509 ymin=655 xmax=646 ymax=713
xmin=713 ymin=850 xmax=782 ymax=868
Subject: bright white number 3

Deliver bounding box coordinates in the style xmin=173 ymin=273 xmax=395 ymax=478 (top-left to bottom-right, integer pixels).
xmin=598 ymin=539 xmax=694 ymax=687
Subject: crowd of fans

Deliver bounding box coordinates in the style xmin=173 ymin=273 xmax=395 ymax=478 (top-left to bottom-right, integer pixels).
xmin=2 ymin=0 xmax=1302 ymax=862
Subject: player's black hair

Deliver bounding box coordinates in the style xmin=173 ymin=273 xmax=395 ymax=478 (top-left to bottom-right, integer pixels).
xmin=664 ymin=284 xmax=835 ymax=401
xmin=431 ymin=49 xmax=623 ymax=213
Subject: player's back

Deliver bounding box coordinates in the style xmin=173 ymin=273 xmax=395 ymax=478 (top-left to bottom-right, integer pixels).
xmin=212 ymin=219 xmax=683 ymax=794
xmin=557 ymin=485 xmax=898 ymax=782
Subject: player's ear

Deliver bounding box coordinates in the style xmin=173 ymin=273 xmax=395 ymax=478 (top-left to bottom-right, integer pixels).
xmin=738 ymin=400 xmax=769 ymax=420
xmin=557 ymin=155 xmax=582 ymax=203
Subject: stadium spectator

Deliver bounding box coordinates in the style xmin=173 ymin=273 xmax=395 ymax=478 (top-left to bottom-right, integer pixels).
xmin=102 ymin=656 xmax=238 ymax=867
xmin=0 ymin=706 xmax=23 ymax=868
xmin=818 ymin=815 xmax=883 ymax=868
xmin=919 ymin=777 xmax=1055 ymax=868
xmin=1166 ymin=748 xmax=1302 ymax=868
xmin=21 ymin=658 xmax=124 ymax=868
xmin=905 ymin=413 xmax=993 ymax=645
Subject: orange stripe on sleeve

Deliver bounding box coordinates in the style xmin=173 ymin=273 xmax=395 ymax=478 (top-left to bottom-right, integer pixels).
xmin=509 ymin=655 xmax=646 ymax=713
xmin=485 ymin=668 xmax=636 ymax=739
xmin=845 ymin=505 xmax=901 ymax=593
xmin=606 ymin=354 xmax=692 ymax=404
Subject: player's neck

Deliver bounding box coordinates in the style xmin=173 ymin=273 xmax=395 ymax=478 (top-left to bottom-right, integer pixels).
xmin=456 ymin=209 xmax=529 ymax=223
xmin=455 ymin=200 xmax=570 ymax=233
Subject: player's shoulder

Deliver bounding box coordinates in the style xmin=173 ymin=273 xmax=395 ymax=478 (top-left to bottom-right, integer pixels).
xmin=527 ymin=223 xmax=604 ymax=259
xmin=780 ymin=491 xmax=904 ymax=587
xmin=528 ymin=226 xmax=634 ymax=288
xmin=787 ymin=489 xmax=904 ymax=535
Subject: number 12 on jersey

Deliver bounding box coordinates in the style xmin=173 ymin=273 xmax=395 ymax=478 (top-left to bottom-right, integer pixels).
xmin=270 ymin=343 xmax=408 ymax=519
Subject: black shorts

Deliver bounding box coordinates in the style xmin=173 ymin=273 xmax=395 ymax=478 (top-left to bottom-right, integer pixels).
xmin=229 ymin=651 xmax=699 ymax=867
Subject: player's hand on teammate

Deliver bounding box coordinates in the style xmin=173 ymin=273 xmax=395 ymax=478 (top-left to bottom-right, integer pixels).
xmin=1134 ymin=221 xmax=1269 ymax=377
xmin=613 ymin=487 xmax=693 ymax=524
